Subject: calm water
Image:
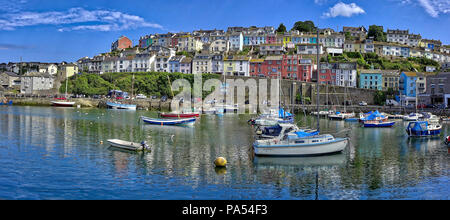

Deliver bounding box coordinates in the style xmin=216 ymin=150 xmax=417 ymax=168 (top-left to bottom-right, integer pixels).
xmin=0 ymin=106 xmax=448 ymax=200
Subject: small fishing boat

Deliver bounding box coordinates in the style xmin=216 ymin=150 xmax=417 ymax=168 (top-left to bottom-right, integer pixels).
xmin=360 ymin=110 xmax=396 ymax=128
xmin=140 ymin=116 xmax=196 ymax=126
xmin=403 ymin=113 xmax=422 ymax=121
xmin=213 ymin=104 xmax=239 ymax=113
xmin=202 ymin=107 xmax=217 ymax=114
xmin=160 ymin=112 xmax=200 ymax=118
xmin=441 ymin=117 xmax=450 ymax=122
xmin=106 ymin=101 xmax=137 ymax=110
xmin=248 ymin=108 xmax=294 ymax=126
xmin=0 ymin=100 xmax=13 ymax=106
xmin=406 ymin=121 xmax=442 ymax=137
xmin=388 ymin=114 xmax=405 ymax=120
xmin=107 ymin=139 xmax=150 ymax=151
xmin=420 ymin=112 xmax=440 ymax=124
xmin=328 ymin=112 xmax=355 ymax=120
xmin=51 ymin=98 xmax=75 ymax=107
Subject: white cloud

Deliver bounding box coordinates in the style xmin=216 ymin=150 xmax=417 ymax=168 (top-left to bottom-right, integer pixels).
xmin=0 ymin=7 xmax=163 ymax=31
xmin=322 ymin=2 xmax=366 ymax=18
xmin=417 ymin=0 xmax=450 ymax=17
xmin=314 ymin=0 xmax=329 ymax=5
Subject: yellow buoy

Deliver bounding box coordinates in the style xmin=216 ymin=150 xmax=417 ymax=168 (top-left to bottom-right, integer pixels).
xmin=214 ymin=157 xmax=227 ymax=167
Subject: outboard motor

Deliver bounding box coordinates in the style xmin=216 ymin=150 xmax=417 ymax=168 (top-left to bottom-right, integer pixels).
xmin=141 ymin=141 xmax=150 ymax=150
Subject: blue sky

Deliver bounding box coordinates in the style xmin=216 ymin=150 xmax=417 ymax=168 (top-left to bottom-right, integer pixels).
xmin=0 ymin=0 xmax=449 ymax=63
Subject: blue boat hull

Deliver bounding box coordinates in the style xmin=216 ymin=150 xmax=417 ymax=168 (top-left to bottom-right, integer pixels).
xmin=0 ymin=101 xmax=13 ymax=106
xmin=406 ymin=129 xmax=441 ymax=137
xmin=141 ymin=117 xmax=196 ymax=126
xmin=363 ymin=121 xmax=395 ymax=127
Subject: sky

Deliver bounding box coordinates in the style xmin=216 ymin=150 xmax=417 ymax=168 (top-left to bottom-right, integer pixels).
xmin=0 ymin=0 xmax=449 ymax=63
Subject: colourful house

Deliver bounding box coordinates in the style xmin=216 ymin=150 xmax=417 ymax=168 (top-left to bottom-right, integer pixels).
xmin=360 ymin=70 xmax=383 ymax=90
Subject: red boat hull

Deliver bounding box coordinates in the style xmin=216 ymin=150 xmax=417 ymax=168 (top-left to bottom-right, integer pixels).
xmin=160 ymin=113 xmax=200 ymax=118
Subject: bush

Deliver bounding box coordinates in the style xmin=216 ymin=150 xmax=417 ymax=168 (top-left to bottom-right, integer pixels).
xmin=63 ymin=72 xmax=221 ymax=98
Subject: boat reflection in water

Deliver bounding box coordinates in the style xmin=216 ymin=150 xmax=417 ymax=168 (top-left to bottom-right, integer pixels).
xmin=253 ymin=153 xmax=346 ymax=171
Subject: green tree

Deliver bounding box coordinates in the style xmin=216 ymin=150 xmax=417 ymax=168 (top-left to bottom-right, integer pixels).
xmin=373 ymin=90 xmax=386 ymax=106
xmin=368 ymin=25 xmax=386 ymax=42
xmin=291 ymin=20 xmax=316 ymax=33
xmin=276 ymin=23 xmax=287 ymax=33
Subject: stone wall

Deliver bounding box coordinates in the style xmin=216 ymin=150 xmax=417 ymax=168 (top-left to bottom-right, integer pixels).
xmin=223 ymin=75 xmax=376 ymax=106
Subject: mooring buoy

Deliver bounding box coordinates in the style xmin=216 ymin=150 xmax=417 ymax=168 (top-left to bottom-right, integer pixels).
xmin=214 ymin=157 xmax=227 ymax=167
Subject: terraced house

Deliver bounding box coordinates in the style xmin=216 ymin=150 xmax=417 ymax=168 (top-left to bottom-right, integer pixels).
xmin=359 ymin=69 xmax=383 ymax=90
xmin=223 ymin=55 xmax=250 ymax=76
xmin=399 ymin=72 xmax=418 ymax=106
xmin=192 ymin=54 xmax=213 ymax=74
xmin=380 ymin=70 xmax=400 ymax=91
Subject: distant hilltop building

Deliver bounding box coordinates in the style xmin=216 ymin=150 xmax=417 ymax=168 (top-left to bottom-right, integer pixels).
xmin=111 ymin=36 xmax=133 ymax=51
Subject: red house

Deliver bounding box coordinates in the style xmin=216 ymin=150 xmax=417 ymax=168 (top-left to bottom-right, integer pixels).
xmin=250 ymin=55 xmax=314 ymax=82
xmin=111 ymin=36 xmax=133 ymax=51
xmin=318 ymin=63 xmax=337 ymax=85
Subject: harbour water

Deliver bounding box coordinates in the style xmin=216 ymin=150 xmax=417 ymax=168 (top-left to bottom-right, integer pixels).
xmin=0 ymin=106 xmax=448 ymax=200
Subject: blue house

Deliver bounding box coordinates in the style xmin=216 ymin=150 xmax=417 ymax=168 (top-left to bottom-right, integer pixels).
xmin=399 ymin=72 xmax=417 ymax=106
xmin=360 ymin=70 xmax=383 ymax=90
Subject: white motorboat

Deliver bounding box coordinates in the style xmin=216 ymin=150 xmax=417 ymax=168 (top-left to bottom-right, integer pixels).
xmin=107 ymin=139 xmax=150 ymax=151
xmin=328 ymin=112 xmax=355 ymax=120
xmin=403 ymin=113 xmax=422 ymax=121
xmin=253 ymin=124 xmax=348 ymax=156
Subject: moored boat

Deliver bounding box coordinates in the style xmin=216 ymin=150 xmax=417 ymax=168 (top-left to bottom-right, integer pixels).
xmin=0 ymin=100 xmax=13 ymax=106
xmin=106 ymin=101 xmax=137 ymax=110
xmin=360 ymin=110 xmax=396 ymax=128
xmin=403 ymin=113 xmax=422 ymax=121
xmin=140 ymin=116 xmax=196 ymax=126
xmin=107 ymin=139 xmax=150 ymax=151
xmin=328 ymin=112 xmax=355 ymax=120
xmin=253 ymin=133 xmax=348 ymax=156
xmin=51 ymin=100 xmax=75 ymax=107
xmin=406 ymin=121 xmax=442 ymax=137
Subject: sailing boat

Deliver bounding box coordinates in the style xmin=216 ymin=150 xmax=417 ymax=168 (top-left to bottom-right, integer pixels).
xmin=52 ymin=72 xmax=75 ymax=107
xmin=328 ymin=80 xmax=354 ymax=120
xmin=252 ymin=30 xmax=348 ymax=156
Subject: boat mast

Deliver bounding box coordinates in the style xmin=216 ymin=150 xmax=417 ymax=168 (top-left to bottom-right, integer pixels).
xmin=415 ymin=78 xmax=418 ymax=113
xmin=65 ymin=70 xmax=68 ymax=99
xmin=344 ymin=80 xmax=347 ymax=113
xmin=131 ymin=73 xmax=135 ymax=98
xmin=316 ymin=29 xmax=320 ymax=131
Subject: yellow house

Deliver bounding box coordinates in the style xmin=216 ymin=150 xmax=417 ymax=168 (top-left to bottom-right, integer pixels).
xmin=60 ymin=63 xmax=78 ymax=78
xmin=344 ymin=40 xmax=365 ymax=53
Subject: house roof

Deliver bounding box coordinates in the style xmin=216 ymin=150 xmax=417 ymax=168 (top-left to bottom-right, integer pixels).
xmin=360 ymin=69 xmax=400 ymax=75
xmin=250 ymin=59 xmax=265 ymax=63
xmin=1 ymin=71 xmax=19 ymax=77
xmin=402 ymin=72 xmax=418 ymax=77
xmin=264 ymin=55 xmax=283 ymax=61
xmin=23 ymin=71 xmax=52 ymax=78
